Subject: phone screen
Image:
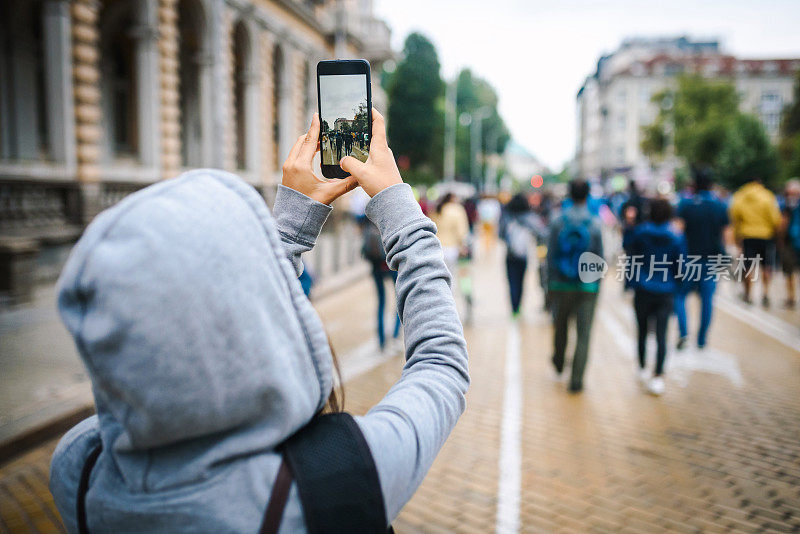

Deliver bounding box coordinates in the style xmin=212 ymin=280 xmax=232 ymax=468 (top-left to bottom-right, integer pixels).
xmin=319 ymin=74 xmax=370 ymax=167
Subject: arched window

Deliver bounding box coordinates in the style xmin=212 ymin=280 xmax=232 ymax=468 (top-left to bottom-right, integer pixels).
xmin=0 ymin=0 xmax=48 ymax=161
xmin=272 ymin=45 xmax=283 ymax=171
xmin=178 ymin=0 xmax=206 ymax=168
xmin=233 ymin=21 xmax=250 ymax=170
xmin=99 ymin=0 xmax=139 ymax=161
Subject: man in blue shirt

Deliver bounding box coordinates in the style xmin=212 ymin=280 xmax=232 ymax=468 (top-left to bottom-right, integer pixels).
xmin=674 ymin=168 xmax=729 ymax=350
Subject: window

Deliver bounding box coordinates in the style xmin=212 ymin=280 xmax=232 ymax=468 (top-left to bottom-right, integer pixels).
xmin=272 ymin=46 xmax=283 ymax=171
xmin=178 ymin=0 xmax=206 ymax=168
xmin=233 ymin=20 xmax=250 ymax=170
xmin=99 ymin=0 xmax=140 ymax=161
xmin=0 ymin=0 xmax=49 ymax=161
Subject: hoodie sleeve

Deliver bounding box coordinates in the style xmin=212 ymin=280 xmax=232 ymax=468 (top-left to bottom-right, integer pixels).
xmin=355 ymin=183 xmax=470 ymax=522
xmin=49 ymin=416 xmax=102 ymax=534
xmin=272 ymin=185 xmax=333 ymax=276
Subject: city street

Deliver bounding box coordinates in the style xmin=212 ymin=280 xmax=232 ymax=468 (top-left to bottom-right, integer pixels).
xmin=1 ymin=244 xmax=799 ymax=533
xmin=321 ymin=137 xmax=369 ymax=165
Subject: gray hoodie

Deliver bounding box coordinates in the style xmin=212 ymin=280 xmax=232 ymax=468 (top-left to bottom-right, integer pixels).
xmin=49 ymin=170 xmax=469 ymax=532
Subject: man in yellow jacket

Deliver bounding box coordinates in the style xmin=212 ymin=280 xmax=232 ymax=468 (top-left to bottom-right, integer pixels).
xmin=729 ymin=178 xmax=782 ymax=306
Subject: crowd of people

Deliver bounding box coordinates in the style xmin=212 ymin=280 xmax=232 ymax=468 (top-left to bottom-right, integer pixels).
xmin=357 ymin=169 xmax=800 ymax=397
xmin=322 ymin=129 xmax=369 ymax=162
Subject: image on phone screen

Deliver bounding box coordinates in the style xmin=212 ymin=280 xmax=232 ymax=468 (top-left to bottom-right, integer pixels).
xmin=319 ymin=74 xmax=370 ymax=167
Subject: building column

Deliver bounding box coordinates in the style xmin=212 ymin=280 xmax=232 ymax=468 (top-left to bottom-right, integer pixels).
xmin=132 ymin=0 xmax=161 ymax=170
xmin=71 ymin=0 xmax=103 ymax=221
xmin=259 ymin=31 xmax=277 ymax=193
xmin=242 ymin=35 xmax=262 ymax=174
xmin=208 ymin=0 xmax=226 ymax=169
xmin=43 ymin=0 xmax=77 ymax=170
xmin=277 ymin=44 xmax=299 ymax=170
xmin=158 ymin=0 xmax=181 ymax=177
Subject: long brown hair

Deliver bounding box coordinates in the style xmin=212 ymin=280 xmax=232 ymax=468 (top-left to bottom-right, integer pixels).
xmin=324 ymin=337 xmax=345 ymax=413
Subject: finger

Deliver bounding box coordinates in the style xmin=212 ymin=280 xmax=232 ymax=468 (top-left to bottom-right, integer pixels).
xmin=329 ymin=176 xmax=359 ymax=198
xmin=285 ymin=134 xmax=305 ymax=168
xmin=298 ymin=113 xmax=321 ymax=163
xmin=340 ymin=156 xmax=367 ymax=177
xmin=370 ymin=108 xmax=387 ymax=148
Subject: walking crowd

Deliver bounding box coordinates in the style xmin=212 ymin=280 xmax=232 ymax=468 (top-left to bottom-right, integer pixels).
xmin=356 ymin=170 xmax=800 ymax=397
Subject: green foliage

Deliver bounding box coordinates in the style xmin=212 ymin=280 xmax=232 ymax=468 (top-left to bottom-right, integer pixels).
xmin=641 ymin=75 xmax=780 ymax=190
xmin=779 ymin=72 xmax=800 ymax=179
xmin=716 ymin=114 xmax=780 ymax=189
xmin=386 ymin=33 xmax=444 ymax=185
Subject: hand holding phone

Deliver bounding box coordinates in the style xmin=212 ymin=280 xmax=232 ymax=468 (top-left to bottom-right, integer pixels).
xmin=340 ymin=109 xmax=403 ymax=198
xmin=317 ymin=60 xmax=372 ymax=178
xmin=280 ymin=113 xmax=358 ymax=205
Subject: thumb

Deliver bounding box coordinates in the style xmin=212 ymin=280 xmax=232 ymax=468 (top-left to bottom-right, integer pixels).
xmin=340 ymin=156 xmax=367 ymax=178
xmin=334 ymin=176 xmax=359 ymax=196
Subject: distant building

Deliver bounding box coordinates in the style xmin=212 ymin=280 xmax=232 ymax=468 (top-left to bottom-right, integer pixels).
xmin=0 ymin=0 xmax=393 ymax=302
xmin=575 ymin=36 xmax=800 ymax=185
xmin=502 ymin=140 xmax=548 ymax=186
xmin=334 ymin=118 xmax=354 ymax=131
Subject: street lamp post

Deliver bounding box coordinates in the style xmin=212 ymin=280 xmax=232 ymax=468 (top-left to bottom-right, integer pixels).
xmin=444 ymin=74 xmax=457 ymax=183
xmin=470 ymin=106 xmax=491 ymax=190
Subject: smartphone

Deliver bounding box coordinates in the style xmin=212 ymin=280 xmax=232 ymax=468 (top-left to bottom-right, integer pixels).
xmin=317 ymin=60 xmax=372 ymax=178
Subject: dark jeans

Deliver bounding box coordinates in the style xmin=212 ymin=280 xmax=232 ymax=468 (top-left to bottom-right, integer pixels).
xmin=506 ymin=255 xmax=528 ymax=313
xmin=634 ymin=289 xmax=673 ymax=376
xmin=371 ymin=264 xmax=401 ymax=348
xmin=551 ymin=290 xmax=598 ymax=391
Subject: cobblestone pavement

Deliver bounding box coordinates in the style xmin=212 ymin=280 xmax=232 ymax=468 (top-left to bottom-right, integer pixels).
xmin=1 ymin=246 xmax=799 ymax=533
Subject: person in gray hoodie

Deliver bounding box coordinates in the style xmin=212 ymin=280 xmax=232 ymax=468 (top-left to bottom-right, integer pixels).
xmin=49 ymin=110 xmax=469 ymax=532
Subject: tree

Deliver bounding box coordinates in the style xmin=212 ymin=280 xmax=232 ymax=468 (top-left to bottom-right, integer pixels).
xmin=642 ymin=75 xmax=780 ymax=190
xmin=386 ymin=33 xmax=444 ymax=185
xmin=779 ymin=72 xmax=800 ymax=179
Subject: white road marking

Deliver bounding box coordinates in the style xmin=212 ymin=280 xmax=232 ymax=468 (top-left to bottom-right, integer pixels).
xmin=339 ymin=337 xmax=403 ymax=384
xmin=715 ymin=295 xmax=800 ymax=352
xmin=496 ymin=321 xmax=522 ymax=534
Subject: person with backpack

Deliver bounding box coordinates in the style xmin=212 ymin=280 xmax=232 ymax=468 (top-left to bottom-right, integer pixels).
xmin=547 ymin=179 xmax=604 ymax=393
xmin=623 ymin=199 xmax=686 ymax=396
xmin=673 ymin=168 xmax=729 ymax=350
xmin=499 ymin=193 xmax=544 ymax=317
xmin=361 ymin=217 xmax=401 ymax=350
xmin=49 ymin=110 xmax=469 ymax=533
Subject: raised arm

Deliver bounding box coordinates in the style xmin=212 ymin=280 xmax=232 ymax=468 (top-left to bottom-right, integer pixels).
xmin=340 ymin=110 xmax=470 ymax=521
xmin=272 ymin=114 xmax=358 ymax=275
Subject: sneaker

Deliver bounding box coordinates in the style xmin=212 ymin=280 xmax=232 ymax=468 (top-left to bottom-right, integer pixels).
xmin=784 ymin=299 xmax=796 ymax=310
xmin=647 ymin=376 xmax=665 ymax=396
xmin=676 ymin=336 xmax=687 ymax=351
xmin=762 ymin=295 xmax=770 ymax=308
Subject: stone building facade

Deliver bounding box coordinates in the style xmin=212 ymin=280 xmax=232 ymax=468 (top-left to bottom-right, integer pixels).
xmin=0 ymin=0 xmax=393 ymax=301
xmin=575 ymin=36 xmax=800 ymax=186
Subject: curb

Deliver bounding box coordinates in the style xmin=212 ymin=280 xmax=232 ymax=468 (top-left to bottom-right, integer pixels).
xmin=0 ymin=404 xmax=95 ymax=467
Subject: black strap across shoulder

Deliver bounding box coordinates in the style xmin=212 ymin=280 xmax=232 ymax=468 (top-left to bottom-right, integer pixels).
xmin=77 ymin=443 xmax=102 ymax=534
xmin=263 ymin=412 xmax=389 ymax=534
xmin=77 ymin=413 xmax=388 ymax=533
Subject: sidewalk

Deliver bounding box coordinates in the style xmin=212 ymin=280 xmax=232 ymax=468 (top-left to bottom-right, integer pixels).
xmin=2 ymin=246 xmax=799 ymax=532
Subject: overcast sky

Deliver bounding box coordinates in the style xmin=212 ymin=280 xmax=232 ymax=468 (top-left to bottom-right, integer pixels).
xmin=319 ymin=74 xmax=368 ymax=124
xmin=373 ymin=0 xmax=800 ymax=170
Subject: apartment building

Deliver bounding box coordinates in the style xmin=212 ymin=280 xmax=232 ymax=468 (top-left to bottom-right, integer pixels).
xmin=576 ymin=36 xmax=800 ymax=185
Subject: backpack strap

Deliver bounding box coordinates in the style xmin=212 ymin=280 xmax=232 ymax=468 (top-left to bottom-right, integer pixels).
xmin=259 ymin=457 xmax=293 ymax=534
xmin=77 ymin=443 xmax=102 ymax=534
xmin=281 ymin=412 xmax=388 ymax=534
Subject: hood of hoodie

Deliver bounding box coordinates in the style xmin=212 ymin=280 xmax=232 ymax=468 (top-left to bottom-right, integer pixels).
xmin=56 ymin=170 xmax=333 ymax=489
